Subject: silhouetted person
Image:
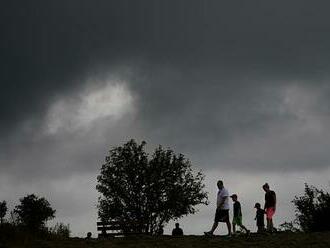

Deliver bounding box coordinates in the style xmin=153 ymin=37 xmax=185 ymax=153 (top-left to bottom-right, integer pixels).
xmin=86 ymin=232 xmax=92 ymax=240
xmin=230 ymin=194 xmax=250 ymax=234
xmin=254 ymin=203 xmax=265 ymax=233
xmin=263 ymin=183 xmax=276 ymax=232
xmin=204 ymin=180 xmax=231 ymax=236
xmin=172 ymin=223 xmax=183 ymax=236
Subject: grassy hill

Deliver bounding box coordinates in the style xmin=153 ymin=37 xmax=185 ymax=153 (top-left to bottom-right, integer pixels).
xmin=2 ymin=232 xmax=330 ymax=248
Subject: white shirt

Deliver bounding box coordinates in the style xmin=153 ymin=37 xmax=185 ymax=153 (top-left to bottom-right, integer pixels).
xmin=216 ymin=187 xmax=230 ymax=210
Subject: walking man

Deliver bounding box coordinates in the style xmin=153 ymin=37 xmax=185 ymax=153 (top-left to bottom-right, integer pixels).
xmin=263 ymin=183 xmax=276 ymax=232
xmin=204 ymin=180 xmax=231 ymax=236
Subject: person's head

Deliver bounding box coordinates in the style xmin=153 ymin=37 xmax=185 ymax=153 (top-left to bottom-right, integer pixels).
xmin=254 ymin=202 xmax=261 ymax=209
xmin=217 ymin=180 xmax=224 ymax=190
xmin=175 ymin=223 xmax=180 ymax=228
xmin=86 ymin=232 xmax=92 ymax=239
xmin=230 ymin=194 xmax=238 ymax=202
xmin=262 ymin=183 xmax=270 ymax=192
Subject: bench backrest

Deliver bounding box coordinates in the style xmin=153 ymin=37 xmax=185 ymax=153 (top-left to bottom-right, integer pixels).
xmin=97 ymin=220 xmax=145 ymax=237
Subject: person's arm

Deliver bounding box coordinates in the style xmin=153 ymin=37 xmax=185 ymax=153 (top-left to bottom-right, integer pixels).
xmin=273 ymin=192 xmax=277 ymax=210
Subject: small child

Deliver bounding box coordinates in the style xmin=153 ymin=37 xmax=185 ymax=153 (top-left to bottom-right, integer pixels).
xmin=230 ymin=194 xmax=250 ymax=234
xmin=254 ymin=202 xmax=265 ymax=233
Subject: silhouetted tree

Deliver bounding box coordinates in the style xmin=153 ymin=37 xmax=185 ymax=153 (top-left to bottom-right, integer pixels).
xmin=0 ymin=201 xmax=7 ymax=224
xmin=14 ymin=194 xmax=55 ymax=231
xmin=293 ymin=184 xmax=330 ymax=232
xmin=97 ymin=139 xmax=208 ymax=234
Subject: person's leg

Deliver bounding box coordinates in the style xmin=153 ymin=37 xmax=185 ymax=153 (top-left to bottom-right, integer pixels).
xmin=258 ymin=226 xmax=265 ymax=233
xmin=222 ymin=210 xmax=231 ymax=235
xmin=269 ymin=218 xmax=274 ymax=231
xmin=239 ymin=224 xmax=249 ymax=233
xmin=266 ymin=218 xmax=270 ymax=231
xmin=226 ymin=219 xmax=232 ymax=235
xmin=265 ymin=208 xmax=270 ymax=231
xmin=266 ymin=208 xmax=275 ymax=232
xmin=236 ymin=217 xmax=249 ymax=233
xmin=232 ymin=223 xmax=236 ymax=233
xmin=209 ymin=221 xmax=218 ymax=234
xmin=205 ymin=209 xmax=220 ymax=235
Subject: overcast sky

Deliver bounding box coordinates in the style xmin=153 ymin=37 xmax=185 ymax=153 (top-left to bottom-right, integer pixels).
xmin=1 ymin=1 xmax=330 ymax=237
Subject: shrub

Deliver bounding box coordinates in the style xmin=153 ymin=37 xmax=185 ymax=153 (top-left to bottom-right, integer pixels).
xmin=279 ymin=221 xmax=299 ymax=232
xmin=0 ymin=201 xmax=7 ymax=224
xmin=49 ymin=223 xmax=71 ymax=239
xmin=293 ymin=184 xmax=330 ymax=232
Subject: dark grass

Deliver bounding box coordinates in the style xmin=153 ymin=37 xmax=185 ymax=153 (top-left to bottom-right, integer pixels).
xmin=2 ymin=232 xmax=330 ymax=248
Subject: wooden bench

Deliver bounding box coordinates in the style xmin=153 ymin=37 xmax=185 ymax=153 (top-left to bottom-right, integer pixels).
xmin=97 ymin=220 xmax=145 ymax=238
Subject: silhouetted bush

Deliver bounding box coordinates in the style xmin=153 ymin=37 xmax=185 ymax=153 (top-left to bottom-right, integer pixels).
xmin=293 ymin=184 xmax=330 ymax=232
xmin=0 ymin=222 xmax=70 ymax=244
xmin=0 ymin=196 xmax=67 ymax=244
xmin=279 ymin=221 xmax=299 ymax=232
xmin=0 ymin=223 xmax=44 ymax=243
xmin=0 ymin=201 xmax=7 ymax=224
xmin=14 ymin=194 xmax=55 ymax=231
xmin=97 ymin=139 xmax=208 ymax=234
xmin=49 ymin=223 xmax=70 ymax=239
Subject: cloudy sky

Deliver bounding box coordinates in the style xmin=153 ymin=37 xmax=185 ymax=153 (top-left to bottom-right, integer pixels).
xmin=1 ymin=1 xmax=330 ymax=237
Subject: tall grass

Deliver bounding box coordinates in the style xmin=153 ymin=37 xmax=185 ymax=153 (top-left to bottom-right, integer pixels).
xmin=0 ymin=222 xmax=70 ymax=246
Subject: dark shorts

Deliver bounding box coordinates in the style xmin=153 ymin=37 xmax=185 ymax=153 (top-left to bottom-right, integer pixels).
xmin=232 ymin=216 xmax=242 ymax=226
xmin=214 ymin=208 xmax=229 ymax=222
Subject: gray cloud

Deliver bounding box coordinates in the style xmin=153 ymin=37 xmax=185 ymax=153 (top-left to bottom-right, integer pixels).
xmin=2 ymin=0 xmax=330 ymax=138
xmin=2 ymin=0 xmax=330 ymax=180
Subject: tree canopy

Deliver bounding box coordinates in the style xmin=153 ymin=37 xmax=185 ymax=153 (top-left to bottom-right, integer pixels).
xmin=96 ymin=139 xmax=208 ymax=234
xmin=14 ymin=194 xmax=55 ymax=230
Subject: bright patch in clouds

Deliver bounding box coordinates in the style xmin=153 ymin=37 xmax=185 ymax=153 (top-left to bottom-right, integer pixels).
xmin=46 ymin=81 xmax=135 ymax=134
xmin=212 ymin=84 xmax=330 ymax=171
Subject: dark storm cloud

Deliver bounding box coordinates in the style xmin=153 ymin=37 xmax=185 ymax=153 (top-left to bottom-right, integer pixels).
xmin=2 ymin=1 xmax=330 ymax=237
xmin=2 ymin=0 xmax=330 ymax=176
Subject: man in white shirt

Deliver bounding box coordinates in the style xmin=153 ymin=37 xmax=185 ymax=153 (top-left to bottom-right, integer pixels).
xmin=204 ymin=180 xmax=232 ymax=236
